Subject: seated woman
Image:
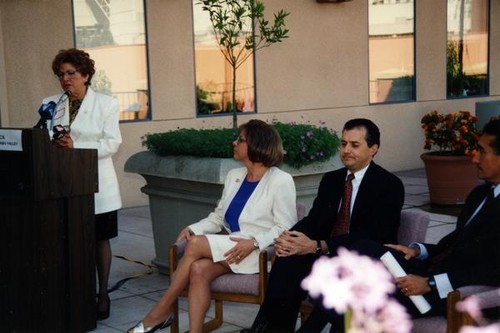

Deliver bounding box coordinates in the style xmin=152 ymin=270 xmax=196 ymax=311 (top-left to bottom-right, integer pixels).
xmin=128 ymin=119 xmax=298 ymax=333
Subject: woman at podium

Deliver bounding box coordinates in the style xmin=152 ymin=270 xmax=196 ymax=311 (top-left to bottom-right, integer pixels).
xmin=41 ymin=48 xmax=122 ymax=321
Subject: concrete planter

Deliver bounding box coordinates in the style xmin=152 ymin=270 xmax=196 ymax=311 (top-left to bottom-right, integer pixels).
xmin=124 ymin=151 xmax=341 ymax=272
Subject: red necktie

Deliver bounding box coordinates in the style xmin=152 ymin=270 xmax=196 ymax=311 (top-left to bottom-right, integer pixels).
xmin=331 ymin=173 xmax=355 ymax=237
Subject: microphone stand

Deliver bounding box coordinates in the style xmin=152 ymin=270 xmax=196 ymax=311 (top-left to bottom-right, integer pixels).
xmin=33 ymin=113 xmax=49 ymax=129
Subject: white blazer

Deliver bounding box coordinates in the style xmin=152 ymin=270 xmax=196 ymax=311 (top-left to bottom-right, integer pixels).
xmin=43 ymin=87 xmax=122 ymax=214
xmin=188 ymin=166 xmax=297 ymax=250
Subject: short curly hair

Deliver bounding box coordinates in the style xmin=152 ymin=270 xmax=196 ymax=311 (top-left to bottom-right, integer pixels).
xmin=51 ymin=48 xmax=95 ymax=86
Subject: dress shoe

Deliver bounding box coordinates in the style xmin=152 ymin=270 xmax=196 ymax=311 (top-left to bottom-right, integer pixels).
xmin=126 ymin=314 xmax=174 ymax=333
xmin=97 ymin=295 xmax=110 ymax=320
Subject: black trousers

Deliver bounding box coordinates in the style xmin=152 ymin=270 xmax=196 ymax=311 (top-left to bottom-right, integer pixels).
xmin=254 ymin=253 xmax=319 ymax=332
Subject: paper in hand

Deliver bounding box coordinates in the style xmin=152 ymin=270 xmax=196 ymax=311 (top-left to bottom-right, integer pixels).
xmin=380 ymin=251 xmax=431 ymax=314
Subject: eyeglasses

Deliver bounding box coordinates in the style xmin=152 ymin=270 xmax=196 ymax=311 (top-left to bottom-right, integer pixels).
xmin=236 ymin=135 xmax=247 ymax=144
xmin=56 ymin=70 xmax=78 ymax=79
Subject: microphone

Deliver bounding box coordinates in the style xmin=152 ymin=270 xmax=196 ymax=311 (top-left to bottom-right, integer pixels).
xmin=57 ymin=90 xmax=72 ymax=103
xmin=33 ymin=90 xmax=71 ymax=129
xmin=34 ymin=101 xmax=56 ymax=129
xmin=39 ymin=101 xmax=57 ymax=120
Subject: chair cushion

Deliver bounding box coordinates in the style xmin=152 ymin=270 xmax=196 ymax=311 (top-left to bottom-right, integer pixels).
xmin=398 ymin=210 xmax=430 ymax=246
xmin=412 ymin=316 xmax=446 ymax=333
xmin=210 ymin=273 xmax=260 ymax=295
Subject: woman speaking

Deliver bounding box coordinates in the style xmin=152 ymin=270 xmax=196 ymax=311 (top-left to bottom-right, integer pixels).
xmin=41 ymin=48 xmax=122 ymax=321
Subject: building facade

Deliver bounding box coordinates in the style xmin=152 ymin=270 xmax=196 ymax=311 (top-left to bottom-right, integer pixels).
xmin=1 ymin=0 xmax=499 ymax=207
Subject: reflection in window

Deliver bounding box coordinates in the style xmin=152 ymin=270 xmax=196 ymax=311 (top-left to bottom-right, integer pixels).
xmin=369 ymin=0 xmax=415 ymax=104
xmin=447 ymin=0 xmax=489 ymax=98
xmin=192 ymin=1 xmax=255 ymax=116
xmin=72 ymin=0 xmax=149 ymax=121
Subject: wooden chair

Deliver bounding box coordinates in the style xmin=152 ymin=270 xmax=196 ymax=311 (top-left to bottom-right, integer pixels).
xmin=459 ymin=286 xmax=500 ymax=327
xmin=168 ymin=202 xmax=306 ymax=333
xmin=412 ymin=285 xmax=499 ymax=333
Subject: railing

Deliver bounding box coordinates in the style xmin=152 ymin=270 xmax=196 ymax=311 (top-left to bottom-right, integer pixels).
xmin=112 ymin=91 xmax=148 ymax=121
xmin=91 ymin=0 xmax=110 ymax=19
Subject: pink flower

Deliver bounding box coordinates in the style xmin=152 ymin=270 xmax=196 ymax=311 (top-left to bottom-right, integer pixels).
xmin=302 ymin=248 xmax=396 ymax=314
xmin=457 ymin=295 xmax=482 ymax=320
xmin=460 ymin=324 xmax=500 ymax=333
xmin=301 ymin=248 xmax=412 ymax=333
xmin=374 ymin=299 xmax=413 ymax=333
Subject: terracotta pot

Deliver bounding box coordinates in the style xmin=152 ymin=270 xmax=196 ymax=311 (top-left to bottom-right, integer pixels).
xmin=420 ymin=153 xmax=479 ymax=205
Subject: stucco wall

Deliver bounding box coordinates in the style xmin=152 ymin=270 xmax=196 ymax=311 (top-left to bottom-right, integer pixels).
xmin=1 ymin=0 xmax=499 ymax=207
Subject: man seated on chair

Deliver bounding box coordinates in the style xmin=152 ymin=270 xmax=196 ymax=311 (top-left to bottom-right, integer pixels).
xmin=301 ymin=118 xmax=500 ymax=332
xmin=241 ymin=118 xmax=405 ymax=333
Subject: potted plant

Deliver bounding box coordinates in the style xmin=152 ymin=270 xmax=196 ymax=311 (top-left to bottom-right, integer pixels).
xmin=125 ymin=121 xmax=341 ymax=271
xmin=420 ymin=110 xmax=480 ymax=205
xmin=197 ymin=0 xmax=289 ymax=131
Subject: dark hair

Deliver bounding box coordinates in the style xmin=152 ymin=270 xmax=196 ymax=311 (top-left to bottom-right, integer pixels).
xmin=482 ymin=118 xmax=500 ymax=155
xmin=51 ymin=48 xmax=95 ymax=86
xmin=343 ymin=118 xmax=380 ymax=148
xmin=238 ymin=119 xmax=283 ymax=167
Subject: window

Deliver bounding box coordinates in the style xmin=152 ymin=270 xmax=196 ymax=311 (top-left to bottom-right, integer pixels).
xmin=192 ymin=1 xmax=256 ymax=116
xmin=368 ymin=0 xmax=415 ymax=104
xmin=72 ymin=0 xmax=150 ymax=121
xmin=447 ymin=0 xmax=489 ymax=98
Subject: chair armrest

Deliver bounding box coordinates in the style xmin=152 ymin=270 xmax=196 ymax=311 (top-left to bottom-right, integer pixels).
xmin=168 ymin=239 xmax=187 ymax=275
xmin=457 ymin=285 xmax=497 ymax=298
xmin=446 ymin=286 xmax=499 ymax=332
xmin=263 ymin=246 xmax=275 ymax=258
xmin=472 ymin=288 xmax=500 ymax=309
xmin=459 ymin=286 xmax=500 ymax=314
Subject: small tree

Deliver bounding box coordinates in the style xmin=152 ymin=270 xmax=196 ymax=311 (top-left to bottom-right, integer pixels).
xmin=197 ymin=0 xmax=290 ymax=131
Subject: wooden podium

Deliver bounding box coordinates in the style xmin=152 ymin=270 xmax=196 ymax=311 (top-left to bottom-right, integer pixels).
xmin=0 ymin=128 xmax=98 ymax=332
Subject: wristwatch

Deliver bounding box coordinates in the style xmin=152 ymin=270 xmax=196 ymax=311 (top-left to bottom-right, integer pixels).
xmin=427 ymin=276 xmax=437 ymax=290
xmin=316 ymin=240 xmax=322 ymax=255
xmin=252 ymin=238 xmax=259 ymax=249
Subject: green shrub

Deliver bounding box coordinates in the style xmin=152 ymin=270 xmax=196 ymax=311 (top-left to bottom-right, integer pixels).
xmin=142 ymin=122 xmax=340 ymax=169
xmin=273 ymin=122 xmax=340 ymax=168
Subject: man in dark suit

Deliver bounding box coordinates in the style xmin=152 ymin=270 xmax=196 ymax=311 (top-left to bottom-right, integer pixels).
xmin=300 ymin=118 xmax=500 ymax=331
xmin=241 ymin=118 xmax=405 ymax=333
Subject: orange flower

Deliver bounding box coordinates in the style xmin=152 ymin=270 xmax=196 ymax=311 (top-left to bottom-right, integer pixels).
xmin=421 ymin=110 xmax=479 ymax=156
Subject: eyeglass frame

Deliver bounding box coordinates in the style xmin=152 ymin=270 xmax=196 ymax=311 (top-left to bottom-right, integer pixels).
xmin=236 ymin=135 xmax=247 ymax=144
xmin=56 ymin=70 xmax=79 ymax=80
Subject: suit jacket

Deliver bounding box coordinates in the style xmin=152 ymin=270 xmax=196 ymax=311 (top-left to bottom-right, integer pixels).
xmin=425 ymin=183 xmax=500 ymax=288
xmin=188 ymin=166 xmax=298 ymax=250
xmin=43 ymin=87 xmax=122 ymax=214
xmin=292 ymin=161 xmax=405 ymax=251
xmin=258 ymin=162 xmax=404 ymax=329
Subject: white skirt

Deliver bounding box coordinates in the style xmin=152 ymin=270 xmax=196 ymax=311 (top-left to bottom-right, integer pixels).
xmin=205 ymin=233 xmax=260 ymax=274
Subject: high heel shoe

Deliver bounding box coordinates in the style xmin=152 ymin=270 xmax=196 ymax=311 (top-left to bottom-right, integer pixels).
xmin=126 ymin=314 xmax=174 ymax=333
xmin=97 ymin=295 xmax=110 ymax=320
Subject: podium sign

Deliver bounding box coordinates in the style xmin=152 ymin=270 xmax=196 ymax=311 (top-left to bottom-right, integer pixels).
xmin=0 ymin=128 xmax=98 ymax=332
